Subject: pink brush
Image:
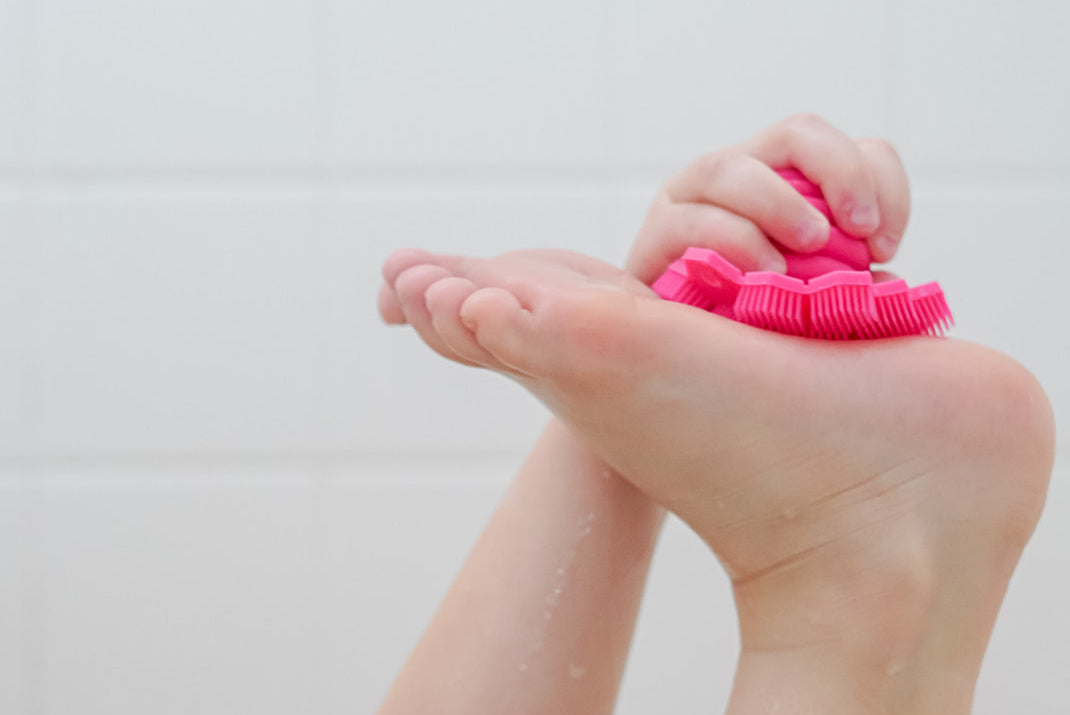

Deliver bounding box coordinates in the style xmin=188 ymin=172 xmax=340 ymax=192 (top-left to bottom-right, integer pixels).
xmin=652 ymin=170 xmax=953 ymax=339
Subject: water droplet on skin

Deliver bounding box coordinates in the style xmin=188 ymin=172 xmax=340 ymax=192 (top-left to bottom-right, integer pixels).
xmin=583 ymin=526 xmax=592 ymax=535
xmin=716 ymin=500 xmax=726 ymax=510
xmin=782 ymin=506 xmax=798 ymax=519
xmin=569 ymin=664 xmax=586 ymax=679
xmin=544 ymin=611 xmax=552 ymax=620
xmin=518 ymin=663 xmax=528 ymax=672
xmin=555 ymin=567 xmax=565 ymax=576
xmin=886 ymin=661 xmax=904 ymax=676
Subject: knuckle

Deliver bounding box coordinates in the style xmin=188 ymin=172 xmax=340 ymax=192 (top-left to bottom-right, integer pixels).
xmin=783 ymin=112 xmax=829 ymax=134
xmin=691 ymin=148 xmax=745 ymax=180
xmin=858 ymin=136 xmax=902 ymax=162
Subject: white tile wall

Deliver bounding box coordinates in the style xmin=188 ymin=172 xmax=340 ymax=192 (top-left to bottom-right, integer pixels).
xmin=897 ymin=0 xmax=1070 ymax=169
xmin=0 ymin=194 xmax=34 ymax=454
xmin=40 ymin=469 xmax=339 ymax=714
xmin=1 ymin=0 xmax=1068 ymax=713
xmin=604 ymin=0 xmax=892 ymax=166
xmin=0 ymin=0 xmax=26 ymax=165
xmin=29 ymin=0 xmax=323 ymax=167
xmin=330 ymin=0 xmax=609 ymax=166
xmin=0 ymin=476 xmax=32 ymax=715
xmin=30 ymin=192 xmax=341 ymax=456
xmin=32 ymin=456 xmax=515 ymax=715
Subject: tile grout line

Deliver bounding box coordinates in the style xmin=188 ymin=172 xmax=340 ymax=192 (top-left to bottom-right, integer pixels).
xmin=0 ymin=166 xmax=1068 ymax=199
xmin=12 ymin=0 xmax=46 ymax=708
xmin=19 ymin=471 xmax=46 ymax=715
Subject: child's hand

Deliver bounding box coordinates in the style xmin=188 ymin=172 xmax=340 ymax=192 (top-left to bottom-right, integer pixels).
xmin=627 ymin=114 xmax=910 ymax=284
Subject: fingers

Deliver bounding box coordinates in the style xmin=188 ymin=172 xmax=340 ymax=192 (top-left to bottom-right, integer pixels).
xmin=627 ymin=197 xmax=788 ymax=285
xmin=640 ymin=115 xmax=912 ymax=283
xmin=856 ymin=138 xmax=910 ymax=263
xmin=739 ymin=113 xmax=882 ymax=239
xmin=666 ymin=151 xmax=831 ymax=255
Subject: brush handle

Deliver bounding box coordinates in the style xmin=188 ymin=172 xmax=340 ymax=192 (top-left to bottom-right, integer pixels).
xmin=775 ymin=169 xmax=874 ymax=280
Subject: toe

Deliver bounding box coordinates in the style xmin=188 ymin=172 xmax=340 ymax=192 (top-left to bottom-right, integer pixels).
xmin=395 ymin=264 xmax=479 ymax=366
xmin=382 ymin=248 xmax=436 ymax=284
xmin=383 ymin=248 xmax=476 ymax=284
xmin=378 ymin=282 xmax=408 ymax=324
xmin=459 ymin=287 xmax=539 ymax=377
xmin=424 ymin=277 xmax=505 ymax=370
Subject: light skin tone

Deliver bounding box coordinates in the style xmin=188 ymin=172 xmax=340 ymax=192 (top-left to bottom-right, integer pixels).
xmin=376 ymin=115 xmax=1055 ymax=714
xmin=375 ymin=419 xmax=664 ymax=715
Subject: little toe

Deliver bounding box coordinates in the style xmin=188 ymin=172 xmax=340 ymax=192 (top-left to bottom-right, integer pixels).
xmin=383 ymin=248 xmax=476 ymax=284
xmin=394 ymin=264 xmax=479 ymax=366
xmin=424 ymin=276 xmax=505 ymax=370
xmin=382 ymin=248 xmax=437 ymax=284
xmin=378 ymin=282 xmax=408 ymax=325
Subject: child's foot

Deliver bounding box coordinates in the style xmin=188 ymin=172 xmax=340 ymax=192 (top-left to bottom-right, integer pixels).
xmin=381 ymin=248 xmax=1054 ymax=714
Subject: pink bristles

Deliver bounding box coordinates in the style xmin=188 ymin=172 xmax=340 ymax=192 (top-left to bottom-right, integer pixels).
xmin=735 ymin=272 xmax=808 ymax=335
xmin=654 ymin=247 xmax=950 ymax=340
xmin=652 ymin=244 xmax=953 ymax=340
xmin=909 ymin=282 xmax=954 ymax=336
xmin=807 ymin=271 xmax=877 ymax=340
xmin=681 ymin=247 xmax=744 ymax=307
xmin=871 ymin=279 xmax=917 ymax=337
xmin=651 ymin=260 xmax=718 ymax=310
xmin=652 ymin=167 xmax=955 ymax=340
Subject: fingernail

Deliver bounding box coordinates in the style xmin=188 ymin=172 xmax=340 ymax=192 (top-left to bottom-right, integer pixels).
xmin=873 ymin=234 xmax=897 ymax=261
xmin=795 ymin=216 xmax=828 ymax=250
xmin=762 ymin=253 xmax=787 ymax=273
xmin=850 ymin=204 xmax=880 ymax=231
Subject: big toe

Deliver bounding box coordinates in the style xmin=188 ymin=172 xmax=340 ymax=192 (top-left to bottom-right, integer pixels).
xmin=459 ymin=286 xmax=541 ymax=377
xmin=459 ymin=283 xmax=659 ymax=390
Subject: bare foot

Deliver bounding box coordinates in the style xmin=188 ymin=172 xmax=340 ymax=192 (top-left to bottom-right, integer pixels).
xmin=381 ymin=247 xmax=1054 ymax=714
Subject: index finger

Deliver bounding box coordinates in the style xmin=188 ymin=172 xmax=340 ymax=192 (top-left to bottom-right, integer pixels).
xmin=739 ymin=114 xmax=881 ymax=239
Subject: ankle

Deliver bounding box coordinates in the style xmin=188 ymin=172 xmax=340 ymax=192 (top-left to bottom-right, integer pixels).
xmin=727 ymin=645 xmax=976 ymax=715
xmin=733 ymin=513 xmax=935 ymax=641
xmin=726 ymin=516 xmax=1010 ymax=715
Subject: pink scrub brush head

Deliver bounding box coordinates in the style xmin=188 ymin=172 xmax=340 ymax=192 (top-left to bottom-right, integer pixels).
xmin=652 ymin=170 xmax=953 ymax=339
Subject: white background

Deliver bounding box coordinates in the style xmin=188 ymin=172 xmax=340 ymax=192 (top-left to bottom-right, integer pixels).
xmin=1 ymin=0 xmax=1068 ymax=713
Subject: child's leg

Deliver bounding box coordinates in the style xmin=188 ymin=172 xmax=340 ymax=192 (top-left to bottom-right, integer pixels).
xmin=377 ymin=418 xmax=664 ymax=715
xmin=383 ymin=247 xmax=1054 ymax=714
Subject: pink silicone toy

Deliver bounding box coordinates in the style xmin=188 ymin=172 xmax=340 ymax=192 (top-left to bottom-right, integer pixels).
xmin=651 ymin=169 xmax=953 ymax=339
